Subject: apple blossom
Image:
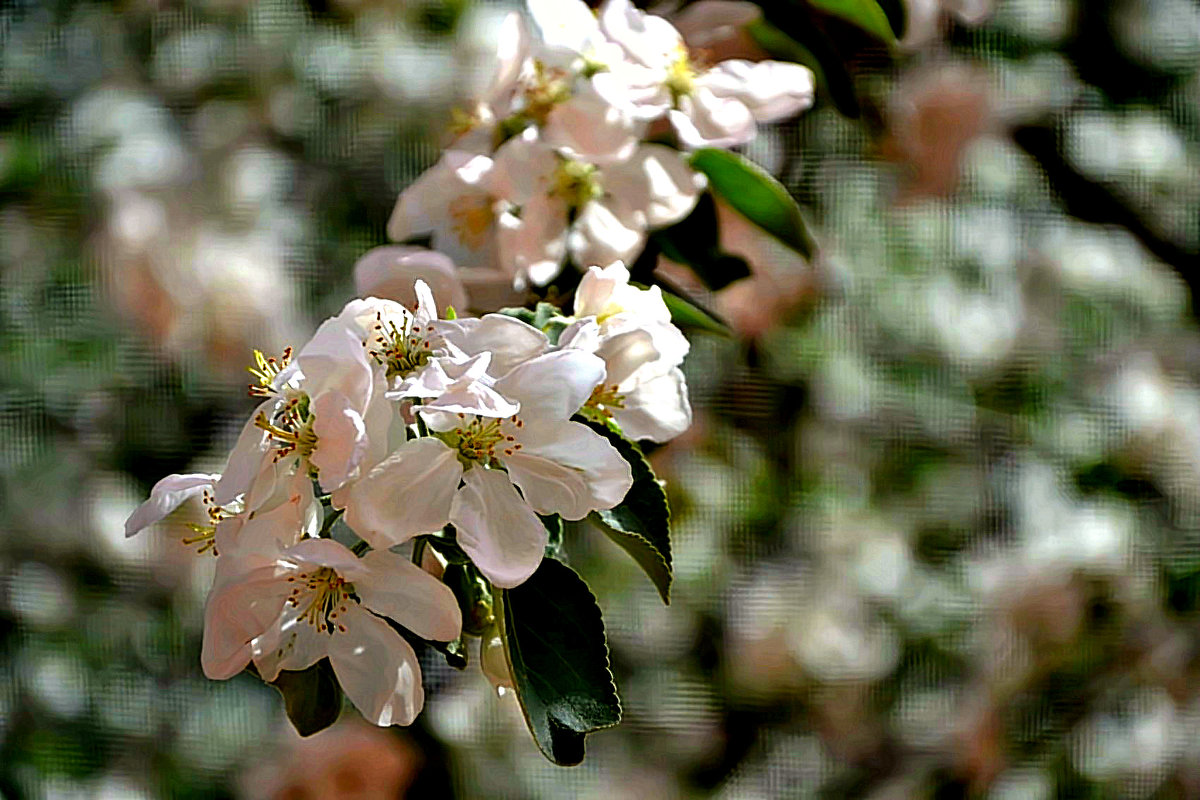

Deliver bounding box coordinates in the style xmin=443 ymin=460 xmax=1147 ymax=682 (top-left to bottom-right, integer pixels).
xmin=202 ymin=537 xmax=461 ymax=727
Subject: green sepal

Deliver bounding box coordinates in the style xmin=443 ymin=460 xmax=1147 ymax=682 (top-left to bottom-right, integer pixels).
xmin=578 ymin=419 xmax=673 ymax=604
xmin=443 ymin=562 xmax=496 ymax=636
xmin=499 ymin=559 xmax=622 ymax=765
xmin=690 ymin=148 xmax=816 ymax=262
xmin=266 ymin=659 xmax=343 ymax=737
xmin=809 ymin=0 xmax=896 ymax=43
xmin=496 ymin=306 xmax=537 ymax=325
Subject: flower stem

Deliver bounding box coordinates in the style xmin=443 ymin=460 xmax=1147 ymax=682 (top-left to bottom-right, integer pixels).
xmin=318 ymin=507 xmax=344 ymax=538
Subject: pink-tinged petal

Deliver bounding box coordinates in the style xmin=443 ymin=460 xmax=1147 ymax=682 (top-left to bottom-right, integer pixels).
xmin=615 ymin=367 xmax=693 ymax=442
xmin=294 ymin=324 xmax=374 ymax=408
xmin=489 ymin=128 xmax=557 ymax=206
xmin=310 ymin=391 xmax=369 ymax=493
xmin=125 ymin=473 xmax=218 ymax=537
xmin=201 ymin=563 xmax=291 ymax=680
xmin=387 ymin=151 xmax=493 ymax=242
xmin=283 ymin=537 xmax=366 ymax=578
xmin=433 ymin=315 xmax=548 ymax=376
xmin=496 ymin=196 xmax=569 ymax=287
xmin=493 ymin=350 xmax=605 ymax=421
xmin=449 ymin=467 xmax=546 ymax=589
xmin=526 ymin=0 xmax=602 ymax=59
xmin=252 ymin=601 xmax=331 ymax=682
xmin=557 ymin=318 xmax=603 ymax=353
xmin=542 ymin=82 xmax=641 ymax=164
xmin=504 ymin=421 xmax=634 ymax=517
xmin=673 ymin=1 xmax=762 ymax=48
xmin=353 ymin=245 xmax=468 ymax=313
xmin=342 ymin=438 xmax=463 ymax=550
xmin=573 ymin=262 xmax=631 ymax=318
xmin=698 ymin=60 xmax=815 ymax=122
xmin=217 ymin=488 xmax=312 ymax=558
xmin=604 ymin=144 xmax=705 ymax=228
xmin=328 ymin=605 xmax=425 ymax=726
xmin=356 ymin=549 xmax=462 ymax=642
xmin=670 ymin=90 xmax=756 ymax=150
xmin=214 ymin=400 xmax=275 ymax=506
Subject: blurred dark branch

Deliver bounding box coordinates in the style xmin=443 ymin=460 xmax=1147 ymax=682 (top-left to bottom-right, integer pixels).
xmin=1012 ymin=121 xmax=1200 ymax=316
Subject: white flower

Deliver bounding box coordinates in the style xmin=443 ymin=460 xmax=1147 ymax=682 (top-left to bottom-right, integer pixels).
xmin=201 ymin=537 xmax=461 ymax=727
xmin=214 ymin=298 xmax=403 ymax=511
xmin=561 ymin=262 xmax=693 ymax=442
xmin=491 ymin=128 xmax=704 ymax=286
xmin=599 ymin=0 xmax=815 ymax=149
xmin=342 ymin=349 xmax=633 ymax=588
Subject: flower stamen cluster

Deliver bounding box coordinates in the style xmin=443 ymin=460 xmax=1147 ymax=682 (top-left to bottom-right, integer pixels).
xmin=247 ymin=347 xmax=293 ymax=398
xmin=286 ymin=568 xmax=358 ymax=635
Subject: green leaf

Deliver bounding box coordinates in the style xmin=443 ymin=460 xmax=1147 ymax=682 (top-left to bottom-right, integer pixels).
xmin=658 ymin=288 xmax=730 ymax=337
xmin=650 ymin=192 xmax=751 ymax=291
xmin=579 ymin=419 xmax=673 ymax=604
xmin=873 ymin=0 xmax=907 ymax=37
xmin=809 ymin=0 xmax=896 ymax=42
xmin=690 ymin=149 xmax=816 ymax=261
xmin=496 ymin=306 xmax=536 ymax=325
xmin=268 ymin=659 xmax=343 ymax=737
xmin=499 ymin=559 xmax=622 ymax=765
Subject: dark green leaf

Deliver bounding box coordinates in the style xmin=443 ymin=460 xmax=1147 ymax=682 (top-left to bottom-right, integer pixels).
xmin=579 ymin=419 xmax=673 ymax=604
xmin=499 ymin=559 xmax=622 ymax=765
xmin=650 ymin=192 xmax=752 ymax=291
xmin=496 ymin=306 xmax=536 ymax=325
xmin=690 ymin=149 xmax=816 ymax=261
xmin=809 ymin=0 xmax=896 ymax=42
xmin=269 ymin=659 xmax=343 ymax=737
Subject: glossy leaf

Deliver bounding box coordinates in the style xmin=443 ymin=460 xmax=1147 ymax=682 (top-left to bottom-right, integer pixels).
xmin=499 ymin=559 xmax=622 ymax=765
xmin=580 ymin=419 xmax=673 ymax=604
xmin=659 ymin=288 xmax=730 ymax=337
xmin=690 ymin=149 xmax=816 ymax=261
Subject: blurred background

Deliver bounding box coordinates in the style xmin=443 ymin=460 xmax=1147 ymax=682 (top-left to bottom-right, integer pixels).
xmin=4 ymin=0 xmax=1200 ymax=797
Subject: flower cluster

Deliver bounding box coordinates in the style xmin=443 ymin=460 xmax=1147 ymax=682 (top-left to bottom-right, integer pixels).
xmin=125 ymin=264 xmax=692 ymax=729
xmin=388 ymin=0 xmax=814 ymax=288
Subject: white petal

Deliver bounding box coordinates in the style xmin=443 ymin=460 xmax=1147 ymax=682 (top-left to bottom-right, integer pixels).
xmin=295 ymin=322 xmax=374 ymax=408
xmin=496 ymin=196 xmax=569 ymax=286
xmin=615 ymin=366 xmax=692 ymax=442
xmin=489 ymin=128 xmax=557 ymax=206
xmin=309 ymin=391 xmax=369 ymax=493
xmin=504 ymin=420 xmax=634 ymax=516
xmin=595 ymin=327 xmax=659 ymax=386
xmin=125 ymin=473 xmax=218 ymax=537
xmin=557 ymin=318 xmax=603 ymax=353
xmin=356 ymin=549 xmax=463 ymax=642
xmin=433 ymin=315 xmax=548 ymax=376
xmin=252 ymin=596 xmax=331 ymax=682
xmin=526 ymin=0 xmax=603 ymax=58
xmin=201 ymin=563 xmax=291 ymax=680
xmin=670 ymin=89 xmax=756 ymax=150
xmin=573 ymin=261 xmax=631 ymax=318
xmin=604 ymin=144 xmax=704 ymax=228
xmin=342 ymin=437 xmax=463 ymax=550
xmin=698 ymin=60 xmax=815 ymax=122
xmin=568 ymin=199 xmax=645 ymax=269
xmin=493 ymin=349 xmax=605 ymax=421
xmin=214 ymin=400 xmax=275 ymax=506
xmin=600 ymin=0 xmax=683 ymax=70
xmin=283 ymin=537 xmax=367 ymax=576
xmin=328 ymin=604 xmax=425 ymax=726
xmin=216 ymin=487 xmax=311 ymax=557
xmin=449 ymin=467 xmax=546 ymax=589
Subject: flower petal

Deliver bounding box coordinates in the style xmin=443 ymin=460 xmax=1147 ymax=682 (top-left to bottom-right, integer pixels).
xmin=449 ymin=467 xmax=546 ymax=589
xmin=698 ymin=59 xmax=815 ymax=122
xmin=503 ymin=420 xmax=634 ymax=517
xmin=568 ymin=198 xmax=646 ymax=269
xmin=214 ymin=400 xmax=275 ymax=506
xmin=496 ymin=195 xmax=569 ymax=287
xmin=342 ymin=437 xmax=463 ymax=550
xmin=600 ymin=0 xmax=683 ymax=70
xmin=356 ymin=549 xmax=463 ymax=642
xmin=328 ymin=604 xmax=425 ymax=726
xmin=604 ymin=144 xmax=704 ymax=228
xmin=669 ymin=89 xmax=756 ymax=150
xmin=310 ymin=391 xmax=369 ymax=493
xmin=493 ymin=349 xmax=605 ymax=421
xmin=201 ymin=563 xmax=291 ymax=680
xmin=615 ymin=366 xmax=693 ymax=443
xmin=125 ymin=473 xmax=218 ymax=537
xmin=433 ymin=314 xmax=548 ymax=377
xmin=353 ymin=245 xmax=468 ymax=313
